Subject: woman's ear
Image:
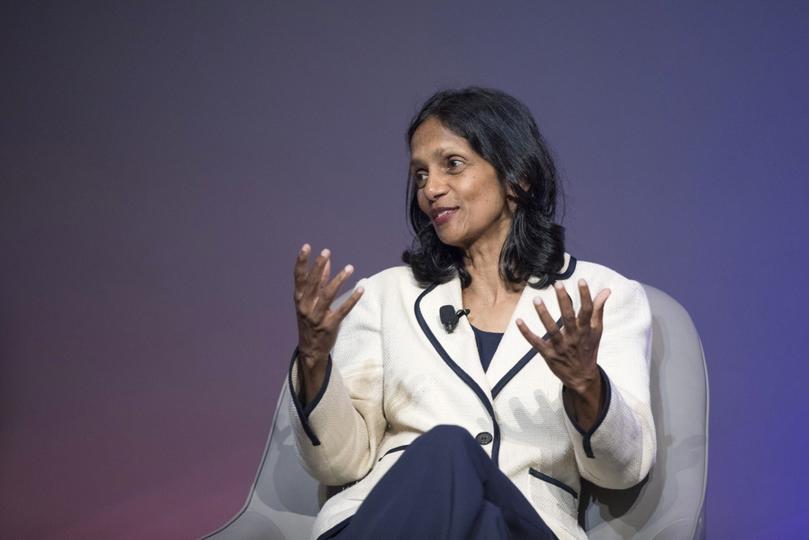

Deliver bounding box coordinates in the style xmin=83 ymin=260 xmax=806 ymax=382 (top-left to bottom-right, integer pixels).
xmin=506 ymin=179 xmax=529 ymax=214
xmin=517 ymin=178 xmax=530 ymax=193
xmin=504 ymin=184 xmax=517 ymax=213
xmin=506 ymin=179 xmax=530 ymax=199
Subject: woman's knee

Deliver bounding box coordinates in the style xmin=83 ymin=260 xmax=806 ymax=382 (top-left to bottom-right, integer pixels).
xmin=413 ymin=424 xmax=478 ymax=453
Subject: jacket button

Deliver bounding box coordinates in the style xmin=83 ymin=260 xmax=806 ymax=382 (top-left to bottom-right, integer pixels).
xmin=475 ymin=431 xmax=493 ymax=445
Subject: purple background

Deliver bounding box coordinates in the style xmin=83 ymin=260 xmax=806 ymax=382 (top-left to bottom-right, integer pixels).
xmin=2 ymin=2 xmax=808 ymax=538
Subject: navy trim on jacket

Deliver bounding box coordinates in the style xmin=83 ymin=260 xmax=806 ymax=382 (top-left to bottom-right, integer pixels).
xmin=554 ymin=255 xmax=577 ymax=281
xmin=492 ymin=255 xmax=576 ymax=398
xmin=288 ymin=347 xmax=333 ymax=447
xmin=529 ymin=468 xmax=578 ymax=499
xmin=377 ymin=445 xmax=410 ymax=462
xmin=490 ymin=315 xmax=563 ymax=399
xmin=414 ymin=284 xmax=503 ymax=466
xmin=561 ymin=365 xmax=612 ymax=458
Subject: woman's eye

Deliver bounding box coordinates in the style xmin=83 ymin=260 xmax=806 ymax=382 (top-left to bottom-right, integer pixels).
xmin=413 ymin=172 xmax=428 ymax=187
xmin=448 ymin=159 xmax=464 ymax=170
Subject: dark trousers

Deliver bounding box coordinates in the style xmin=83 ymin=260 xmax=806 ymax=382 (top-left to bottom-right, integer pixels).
xmin=321 ymin=424 xmax=557 ymax=540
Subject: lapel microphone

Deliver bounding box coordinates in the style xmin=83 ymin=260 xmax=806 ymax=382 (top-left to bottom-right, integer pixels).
xmin=439 ymin=305 xmax=471 ymax=333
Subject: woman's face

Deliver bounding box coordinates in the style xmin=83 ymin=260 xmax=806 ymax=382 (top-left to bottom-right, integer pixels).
xmin=410 ymin=116 xmax=514 ymax=252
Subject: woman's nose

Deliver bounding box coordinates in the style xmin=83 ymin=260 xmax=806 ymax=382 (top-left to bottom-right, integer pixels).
xmin=423 ymin=173 xmax=449 ymax=200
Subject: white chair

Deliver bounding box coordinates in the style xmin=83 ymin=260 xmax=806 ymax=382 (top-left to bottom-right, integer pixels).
xmin=204 ymin=284 xmax=708 ymax=539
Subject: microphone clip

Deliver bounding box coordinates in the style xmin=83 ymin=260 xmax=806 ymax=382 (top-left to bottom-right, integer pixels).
xmin=440 ymin=305 xmax=470 ymax=333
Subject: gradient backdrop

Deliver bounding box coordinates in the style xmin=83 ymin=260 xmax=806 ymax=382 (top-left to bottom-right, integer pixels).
xmin=2 ymin=2 xmax=808 ymax=538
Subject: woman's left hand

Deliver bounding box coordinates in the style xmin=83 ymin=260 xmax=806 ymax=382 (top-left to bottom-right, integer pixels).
xmin=516 ymin=279 xmax=610 ymax=415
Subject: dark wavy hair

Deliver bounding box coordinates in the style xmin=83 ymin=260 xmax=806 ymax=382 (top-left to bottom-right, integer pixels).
xmin=401 ymin=87 xmax=566 ymax=289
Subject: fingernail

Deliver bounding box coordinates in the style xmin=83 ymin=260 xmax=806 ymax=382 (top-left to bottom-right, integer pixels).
xmin=301 ymin=243 xmax=310 ymax=253
xmin=321 ymin=248 xmax=330 ymax=257
xmin=554 ymin=282 xmax=564 ymax=290
xmin=578 ymin=279 xmax=586 ymax=287
xmin=345 ymin=264 xmax=354 ymax=273
xmin=356 ymin=286 xmax=364 ymax=293
xmin=533 ymin=297 xmax=543 ymax=306
xmin=516 ymin=318 xmax=524 ymax=325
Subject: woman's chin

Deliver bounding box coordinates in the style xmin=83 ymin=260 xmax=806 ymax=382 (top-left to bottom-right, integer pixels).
xmin=435 ymin=235 xmax=466 ymax=250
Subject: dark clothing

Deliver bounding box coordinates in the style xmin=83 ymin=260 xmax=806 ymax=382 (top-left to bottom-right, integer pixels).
xmin=470 ymin=324 xmax=504 ymax=372
xmin=319 ymin=425 xmax=557 ymax=540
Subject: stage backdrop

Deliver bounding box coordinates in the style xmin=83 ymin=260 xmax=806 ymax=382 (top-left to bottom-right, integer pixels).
xmin=2 ymin=2 xmax=807 ymax=538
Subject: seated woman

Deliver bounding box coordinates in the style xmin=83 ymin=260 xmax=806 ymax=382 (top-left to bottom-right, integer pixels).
xmin=288 ymin=87 xmax=656 ymax=540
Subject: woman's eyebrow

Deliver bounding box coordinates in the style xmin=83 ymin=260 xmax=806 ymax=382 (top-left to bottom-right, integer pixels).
xmin=409 ymin=157 xmax=425 ymax=169
xmin=432 ymin=146 xmax=462 ymax=158
xmin=410 ymin=147 xmax=464 ymax=167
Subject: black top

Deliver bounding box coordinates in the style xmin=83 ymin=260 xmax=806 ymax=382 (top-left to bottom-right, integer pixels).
xmin=470 ymin=324 xmax=504 ymax=372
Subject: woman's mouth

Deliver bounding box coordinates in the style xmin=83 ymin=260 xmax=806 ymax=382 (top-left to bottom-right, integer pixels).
xmin=432 ymin=207 xmax=458 ymax=226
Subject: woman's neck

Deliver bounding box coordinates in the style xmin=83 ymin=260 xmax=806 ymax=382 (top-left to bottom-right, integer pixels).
xmin=461 ymin=245 xmax=524 ymax=332
xmin=462 ymin=241 xmax=523 ymax=305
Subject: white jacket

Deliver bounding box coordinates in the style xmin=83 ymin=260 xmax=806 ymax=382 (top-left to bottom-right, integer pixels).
xmin=288 ymin=253 xmax=656 ymax=539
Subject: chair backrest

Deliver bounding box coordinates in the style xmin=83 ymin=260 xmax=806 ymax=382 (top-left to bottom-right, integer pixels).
xmin=205 ymin=284 xmax=708 ymax=540
xmin=581 ymin=285 xmax=708 ymax=540
xmin=202 ymin=378 xmax=321 ymax=539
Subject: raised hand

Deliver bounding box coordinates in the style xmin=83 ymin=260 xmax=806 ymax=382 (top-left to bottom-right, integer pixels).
xmin=294 ymin=244 xmax=363 ymax=401
xmin=515 ymin=279 xmax=610 ymax=429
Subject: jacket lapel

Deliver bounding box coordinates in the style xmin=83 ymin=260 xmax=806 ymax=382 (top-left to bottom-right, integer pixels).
xmin=414 ymin=276 xmax=491 ymax=397
xmin=414 ymin=254 xmax=578 ymax=401
xmin=486 ymin=253 xmax=579 ymax=398
xmin=484 ymin=284 xmax=557 ymax=396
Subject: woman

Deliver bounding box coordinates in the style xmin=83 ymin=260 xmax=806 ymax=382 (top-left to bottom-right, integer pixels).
xmin=289 ymin=87 xmax=656 ymax=539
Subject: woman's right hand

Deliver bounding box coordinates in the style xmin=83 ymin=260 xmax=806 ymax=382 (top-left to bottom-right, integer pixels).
xmin=293 ymin=244 xmax=364 ymax=401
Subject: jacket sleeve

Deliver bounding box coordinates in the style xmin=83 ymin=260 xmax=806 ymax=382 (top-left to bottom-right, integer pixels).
xmin=561 ymin=278 xmax=657 ymax=489
xmin=287 ymin=276 xmax=387 ymax=486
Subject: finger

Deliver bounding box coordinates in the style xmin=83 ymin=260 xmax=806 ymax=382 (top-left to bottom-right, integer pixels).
xmin=320 ymin=257 xmax=331 ymax=289
xmin=591 ymin=288 xmax=611 ymax=335
xmin=314 ymin=264 xmax=355 ymax=318
xmin=326 ymin=264 xmax=355 ymax=301
xmin=310 ymin=256 xmax=334 ymax=316
xmin=293 ymin=244 xmax=311 ymax=300
xmin=577 ymin=279 xmax=593 ymax=330
xmin=304 ymin=248 xmax=331 ymax=299
xmin=515 ymin=318 xmax=552 ymax=357
xmin=554 ymin=281 xmax=578 ymax=336
xmin=331 ymin=286 xmax=365 ymax=322
xmin=533 ymin=297 xmax=564 ymax=346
